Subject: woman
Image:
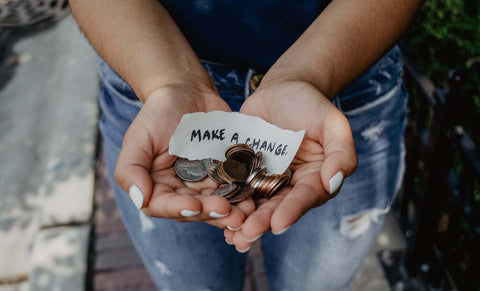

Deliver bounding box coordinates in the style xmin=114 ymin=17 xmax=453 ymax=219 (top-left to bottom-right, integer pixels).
xmin=71 ymin=1 xmax=421 ymax=289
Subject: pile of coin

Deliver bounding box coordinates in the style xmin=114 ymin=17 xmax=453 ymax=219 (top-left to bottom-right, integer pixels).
xmin=174 ymin=143 xmax=292 ymax=203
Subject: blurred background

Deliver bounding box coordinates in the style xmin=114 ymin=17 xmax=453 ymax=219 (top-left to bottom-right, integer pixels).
xmin=0 ymin=0 xmax=478 ymax=290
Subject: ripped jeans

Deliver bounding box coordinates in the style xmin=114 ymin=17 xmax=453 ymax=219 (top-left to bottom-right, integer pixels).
xmin=98 ymin=46 xmax=407 ymax=291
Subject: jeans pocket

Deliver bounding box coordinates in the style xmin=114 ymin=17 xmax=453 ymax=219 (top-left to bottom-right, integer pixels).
xmin=98 ymin=59 xmax=142 ymax=108
xmin=346 ymin=82 xmax=408 ymax=154
xmin=336 ymin=46 xmax=403 ymax=113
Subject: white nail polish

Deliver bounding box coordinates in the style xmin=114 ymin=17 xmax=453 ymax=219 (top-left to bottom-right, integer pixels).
xmin=244 ymin=233 xmax=262 ymax=242
xmin=209 ymin=211 xmax=229 ymax=218
xmin=129 ymin=185 xmax=144 ymax=209
xmin=181 ymin=210 xmax=200 ymax=217
xmin=272 ymin=226 xmax=291 ymax=235
xmin=225 ymin=238 xmax=233 ymax=245
xmin=236 ymin=246 xmax=251 ymax=253
xmin=329 ymin=171 xmax=344 ymax=195
xmin=227 ymin=225 xmax=242 ymax=231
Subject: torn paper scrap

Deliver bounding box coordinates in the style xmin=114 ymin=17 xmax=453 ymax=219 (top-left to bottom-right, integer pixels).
xmin=169 ymin=111 xmax=305 ymax=174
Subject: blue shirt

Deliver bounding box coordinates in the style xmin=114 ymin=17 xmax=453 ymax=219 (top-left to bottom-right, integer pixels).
xmin=161 ymin=0 xmax=332 ymax=71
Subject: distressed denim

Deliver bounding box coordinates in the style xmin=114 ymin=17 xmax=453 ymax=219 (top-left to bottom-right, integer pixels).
xmin=98 ymin=46 xmax=407 ymax=291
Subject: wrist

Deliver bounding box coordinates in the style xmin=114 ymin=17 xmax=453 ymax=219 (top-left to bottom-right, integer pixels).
xmin=139 ymin=75 xmax=218 ymax=103
xmin=144 ymin=82 xmax=223 ymax=111
xmin=259 ymin=60 xmax=336 ymax=99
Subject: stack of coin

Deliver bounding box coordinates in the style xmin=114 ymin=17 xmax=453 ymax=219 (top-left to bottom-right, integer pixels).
xmin=174 ymin=143 xmax=292 ymax=203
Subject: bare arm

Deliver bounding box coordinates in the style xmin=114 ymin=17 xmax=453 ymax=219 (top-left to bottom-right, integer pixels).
xmin=70 ymin=1 xmax=251 ymax=227
xmin=261 ymin=0 xmax=424 ymax=98
xmin=69 ymin=0 xmax=216 ymax=102
xmin=229 ymin=0 xmax=423 ymax=249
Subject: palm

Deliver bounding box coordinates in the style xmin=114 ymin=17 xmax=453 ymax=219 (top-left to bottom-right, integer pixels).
xmin=225 ymin=80 xmax=356 ymax=247
xmin=115 ymin=85 xmax=254 ymax=226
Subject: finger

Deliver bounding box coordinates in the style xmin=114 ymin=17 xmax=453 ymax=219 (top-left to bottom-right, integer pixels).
xmin=233 ymin=197 xmax=256 ymax=216
xmin=230 ymin=231 xmax=253 ymax=253
xmin=204 ymin=206 xmax=246 ymax=230
xmin=237 ymin=195 xmax=284 ymax=241
xmin=224 ymin=229 xmax=234 ymax=245
xmin=196 ymin=194 xmax=232 ymax=219
xmin=320 ymin=112 xmax=357 ymax=195
xmin=114 ymin=124 xmax=158 ymax=209
xmin=184 ymin=177 xmax=219 ymax=191
xmin=270 ymin=173 xmax=327 ymax=233
xmin=143 ymin=185 xmax=203 ymax=219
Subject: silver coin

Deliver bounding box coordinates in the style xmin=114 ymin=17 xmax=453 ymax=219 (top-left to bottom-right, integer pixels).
xmin=211 ymin=183 xmax=240 ymax=197
xmin=174 ymin=158 xmax=208 ymax=182
xmin=250 ymin=151 xmax=263 ymax=173
xmin=207 ymin=162 xmax=226 ymax=184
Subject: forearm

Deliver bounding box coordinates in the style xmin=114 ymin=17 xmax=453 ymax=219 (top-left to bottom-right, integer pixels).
xmin=261 ymin=0 xmax=423 ymax=98
xmin=70 ymin=0 xmax=215 ymax=102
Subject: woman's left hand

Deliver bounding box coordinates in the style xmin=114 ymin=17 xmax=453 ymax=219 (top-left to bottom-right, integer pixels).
xmin=224 ymin=80 xmax=358 ymax=252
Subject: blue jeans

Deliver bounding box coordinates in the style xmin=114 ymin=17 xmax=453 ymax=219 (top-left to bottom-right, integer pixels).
xmin=98 ymin=47 xmax=407 ymax=291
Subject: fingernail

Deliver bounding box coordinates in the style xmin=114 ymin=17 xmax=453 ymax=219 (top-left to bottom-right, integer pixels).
xmin=225 ymin=238 xmax=233 ymax=245
xmin=272 ymin=226 xmax=290 ymax=235
xmin=209 ymin=211 xmax=229 ymax=218
xmin=244 ymin=233 xmax=262 ymax=242
xmin=227 ymin=225 xmax=242 ymax=231
xmin=181 ymin=210 xmax=200 ymax=217
xmin=236 ymin=246 xmax=251 ymax=253
xmin=329 ymin=171 xmax=344 ymax=195
xmin=129 ymin=185 xmax=144 ymax=209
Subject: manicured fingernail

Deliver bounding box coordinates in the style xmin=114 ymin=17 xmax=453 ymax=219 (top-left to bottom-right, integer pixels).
xmin=244 ymin=233 xmax=262 ymax=242
xmin=329 ymin=171 xmax=344 ymax=195
xmin=225 ymin=238 xmax=233 ymax=245
xmin=181 ymin=210 xmax=200 ymax=217
xmin=236 ymin=246 xmax=251 ymax=253
xmin=272 ymin=226 xmax=290 ymax=235
xmin=129 ymin=185 xmax=144 ymax=209
xmin=209 ymin=211 xmax=229 ymax=218
xmin=227 ymin=225 xmax=242 ymax=231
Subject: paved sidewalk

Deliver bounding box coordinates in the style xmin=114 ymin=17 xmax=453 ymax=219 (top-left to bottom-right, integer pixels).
xmin=0 ymin=16 xmax=98 ymax=290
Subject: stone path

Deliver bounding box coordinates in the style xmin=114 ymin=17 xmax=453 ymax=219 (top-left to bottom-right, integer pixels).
xmin=0 ymin=16 xmax=98 ymax=290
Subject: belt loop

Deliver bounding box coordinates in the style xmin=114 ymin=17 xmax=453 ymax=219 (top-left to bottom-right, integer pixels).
xmin=245 ymin=68 xmax=254 ymax=98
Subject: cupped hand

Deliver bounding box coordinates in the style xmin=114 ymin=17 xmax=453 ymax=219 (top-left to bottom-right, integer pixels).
xmin=225 ymin=80 xmax=357 ymax=251
xmin=114 ymin=84 xmax=255 ymax=229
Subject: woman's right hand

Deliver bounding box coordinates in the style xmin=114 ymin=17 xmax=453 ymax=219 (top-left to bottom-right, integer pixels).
xmin=114 ymin=84 xmax=255 ymax=230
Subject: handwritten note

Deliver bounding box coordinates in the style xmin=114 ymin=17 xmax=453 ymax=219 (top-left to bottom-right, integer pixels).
xmin=169 ymin=111 xmax=305 ymax=174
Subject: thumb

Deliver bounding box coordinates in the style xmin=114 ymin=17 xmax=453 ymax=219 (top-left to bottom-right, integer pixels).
xmin=114 ymin=126 xmax=155 ymax=209
xmin=320 ymin=114 xmax=357 ymax=195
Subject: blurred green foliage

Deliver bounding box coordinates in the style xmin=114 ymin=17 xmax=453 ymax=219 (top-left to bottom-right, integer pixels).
xmin=404 ymin=3 xmax=480 ymax=289
xmin=404 ymin=0 xmax=480 ymax=143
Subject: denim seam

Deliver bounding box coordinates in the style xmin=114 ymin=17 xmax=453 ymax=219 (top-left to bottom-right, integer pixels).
xmin=244 ymin=68 xmax=254 ymax=98
xmin=343 ymin=80 xmax=402 ymax=116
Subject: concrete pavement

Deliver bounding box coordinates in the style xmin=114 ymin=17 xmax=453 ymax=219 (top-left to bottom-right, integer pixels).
xmin=0 ymin=16 xmax=98 ymax=290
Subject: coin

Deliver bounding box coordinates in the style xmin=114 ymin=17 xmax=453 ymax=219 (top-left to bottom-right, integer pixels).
xmin=175 ymin=143 xmax=291 ymax=202
xmin=283 ymin=167 xmax=292 ymax=185
xmin=250 ymin=151 xmax=263 ymax=173
xmin=226 ymin=143 xmax=256 ymax=169
xmin=211 ymin=183 xmax=240 ymax=198
xmin=219 ymin=159 xmax=249 ymax=183
xmin=228 ymin=187 xmax=254 ymax=203
xmin=264 ymin=174 xmax=288 ymax=198
xmin=246 ymin=166 xmax=266 ymax=187
xmin=174 ymin=158 xmax=208 ymax=182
